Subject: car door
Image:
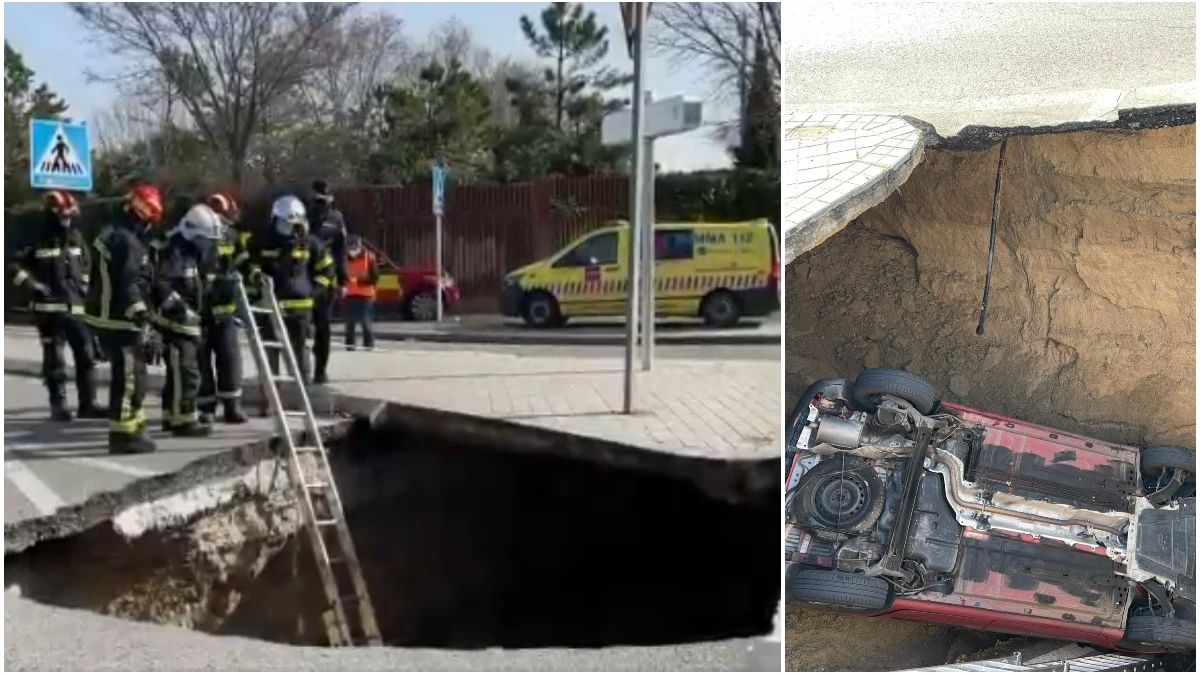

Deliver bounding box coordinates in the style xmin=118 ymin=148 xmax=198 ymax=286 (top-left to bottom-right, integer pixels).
xmin=552 ymin=229 xmax=625 ymax=317
xmin=653 ymin=227 xmax=698 ymax=316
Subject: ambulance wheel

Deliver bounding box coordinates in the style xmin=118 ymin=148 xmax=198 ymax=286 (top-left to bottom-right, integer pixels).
xmin=523 ymin=292 xmax=563 ymax=328
xmin=701 ymin=290 xmax=741 ymax=328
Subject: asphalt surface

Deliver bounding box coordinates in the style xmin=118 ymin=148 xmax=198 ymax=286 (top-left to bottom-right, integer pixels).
xmin=2 ymin=375 xmax=330 ymax=524
xmin=783 ymin=2 xmax=1195 ymax=136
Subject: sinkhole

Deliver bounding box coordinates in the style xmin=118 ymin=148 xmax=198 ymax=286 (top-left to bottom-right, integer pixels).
xmin=4 ymin=404 xmax=779 ymax=649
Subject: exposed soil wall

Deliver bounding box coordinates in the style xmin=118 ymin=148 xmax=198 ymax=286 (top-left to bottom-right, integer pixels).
xmin=784 ymin=123 xmax=1196 ymax=671
xmin=6 ymin=419 xmax=779 ymax=649
xmin=788 ymin=123 xmax=1196 ymax=448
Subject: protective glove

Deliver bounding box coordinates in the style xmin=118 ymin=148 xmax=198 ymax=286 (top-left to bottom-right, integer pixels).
xmin=28 ymin=280 xmax=51 ymax=297
xmin=140 ymin=325 xmax=163 ymax=366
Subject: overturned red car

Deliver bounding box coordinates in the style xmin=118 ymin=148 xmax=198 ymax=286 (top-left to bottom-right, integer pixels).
xmin=785 ymin=369 xmax=1196 ymax=652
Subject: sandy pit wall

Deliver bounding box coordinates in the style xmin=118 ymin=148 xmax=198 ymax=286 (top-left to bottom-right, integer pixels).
xmin=788 ymin=122 xmax=1196 ymax=449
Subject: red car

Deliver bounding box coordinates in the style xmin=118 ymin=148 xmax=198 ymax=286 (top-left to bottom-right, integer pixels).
xmin=357 ymin=237 xmax=460 ymax=320
xmin=785 ymin=369 xmax=1196 ymax=653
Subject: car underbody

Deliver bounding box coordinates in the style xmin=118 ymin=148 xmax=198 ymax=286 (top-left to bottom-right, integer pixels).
xmin=785 ymin=370 xmax=1196 ymax=652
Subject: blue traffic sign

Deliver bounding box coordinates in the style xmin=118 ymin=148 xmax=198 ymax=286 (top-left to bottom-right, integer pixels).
xmin=431 ymin=161 xmax=446 ymax=217
xmin=30 ymin=118 xmax=93 ymax=191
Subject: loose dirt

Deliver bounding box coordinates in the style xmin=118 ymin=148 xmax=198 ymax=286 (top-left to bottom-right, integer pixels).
xmin=784 ymin=123 xmax=1196 ymax=671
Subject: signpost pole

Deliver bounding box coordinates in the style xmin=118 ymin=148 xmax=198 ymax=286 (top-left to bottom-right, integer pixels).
xmin=432 ymin=160 xmax=446 ymax=323
xmin=622 ymin=5 xmax=647 ymax=414
xmin=639 ymin=91 xmax=655 ymax=371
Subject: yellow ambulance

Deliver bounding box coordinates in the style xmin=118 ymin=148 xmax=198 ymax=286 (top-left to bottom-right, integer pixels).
xmin=500 ymin=218 xmax=780 ymax=328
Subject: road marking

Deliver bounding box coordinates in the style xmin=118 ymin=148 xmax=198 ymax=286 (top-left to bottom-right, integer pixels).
xmin=61 ymin=456 xmax=158 ymax=478
xmin=4 ymin=460 xmax=65 ymax=515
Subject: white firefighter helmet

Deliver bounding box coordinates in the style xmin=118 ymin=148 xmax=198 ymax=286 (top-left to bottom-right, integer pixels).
xmin=173 ymin=204 xmax=224 ymax=242
xmin=271 ymin=195 xmax=308 ymax=236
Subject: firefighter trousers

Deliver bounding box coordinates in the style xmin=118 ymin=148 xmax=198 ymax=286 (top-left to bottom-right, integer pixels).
xmin=96 ymin=329 xmax=147 ymax=436
xmin=161 ymin=332 xmax=201 ymax=426
xmin=34 ymin=310 xmax=99 ymax=406
xmin=262 ymin=310 xmax=312 ymax=384
xmin=198 ymin=319 xmax=243 ymax=412
xmin=312 ymin=291 xmax=334 ymax=378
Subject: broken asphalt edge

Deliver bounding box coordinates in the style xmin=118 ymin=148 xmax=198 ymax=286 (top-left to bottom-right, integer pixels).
xmin=783 ymin=103 xmax=1197 ymax=266
xmin=4 ymin=368 xmax=776 ymax=556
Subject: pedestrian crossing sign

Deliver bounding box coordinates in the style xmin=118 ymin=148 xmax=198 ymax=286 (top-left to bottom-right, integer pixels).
xmin=29 ymin=118 xmax=93 ymax=191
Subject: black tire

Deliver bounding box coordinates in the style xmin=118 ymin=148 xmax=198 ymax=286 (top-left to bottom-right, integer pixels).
xmin=852 ymin=368 xmax=936 ymax=415
xmin=522 ymin=292 xmax=562 ymax=328
xmin=1124 ymin=615 xmax=1196 ymax=649
xmin=1141 ymin=446 xmax=1196 ymax=477
xmin=407 ymin=290 xmax=438 ymax=322
xmin=700 ymin=290 xmax=741 ymax=328
xmin=786 ymin=567 xmax=891 ymax=610
xmin=791 ymin=454 xmax=885 ymax=541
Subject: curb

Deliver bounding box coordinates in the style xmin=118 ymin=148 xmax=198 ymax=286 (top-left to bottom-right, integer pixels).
xmin=368 ymin=328 xmax=781 ymax=347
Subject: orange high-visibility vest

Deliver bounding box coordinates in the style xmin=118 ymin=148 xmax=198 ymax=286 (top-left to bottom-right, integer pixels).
xmin=345 ymin=251 xmax=376 ymax=299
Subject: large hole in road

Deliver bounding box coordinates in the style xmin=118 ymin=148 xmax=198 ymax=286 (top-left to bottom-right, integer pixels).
xmin=4 ymin=412 xmax=779 ymax=649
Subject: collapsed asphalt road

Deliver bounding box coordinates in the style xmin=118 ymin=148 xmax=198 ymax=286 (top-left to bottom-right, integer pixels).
xmin=4 ymin=394 xmax=781 ymax=671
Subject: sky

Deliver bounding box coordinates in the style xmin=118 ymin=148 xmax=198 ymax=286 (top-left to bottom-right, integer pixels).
xmin=4 ymin=1 xmax=738 ymax=172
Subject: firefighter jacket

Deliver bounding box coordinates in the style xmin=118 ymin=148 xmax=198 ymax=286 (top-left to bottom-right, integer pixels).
xmin=83 ymin=215 xmax=154 ymax=332
xmin=309 ymin=204 xmax=349 ymax=287
xmin=151 ymin=235 xmax=206 ymax=338
xmin=247 ymin=229 xmax=336 ymax=311
xmin=203 ymin=226 xmax=245 ymax=322
xmin=10 ymin=214 xmax=91 ymax=314
xmin=345 ymin=250 xmax=380 ymax=299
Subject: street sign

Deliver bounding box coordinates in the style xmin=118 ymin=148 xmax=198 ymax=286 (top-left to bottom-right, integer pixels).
xmin=30 ymin=118 xmax=93 ymax=191
xmin=619 ymin=2 xmax=652 ymax=57
xmin=431 ymin=161 xmax=446 ymax=216
xmin=602 ymin=95 xmax=703 ymax=145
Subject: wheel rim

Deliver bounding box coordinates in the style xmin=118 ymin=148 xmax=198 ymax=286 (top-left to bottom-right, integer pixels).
xmin=529 ymin=300 xmax=551 ymax=323
xmin=411 ymin=292 xmax=437 ymax=321
xmin=711 ymin=297 xmax=734 ymax=322
xmin=811 ymin=473 xmax=870 ymax=525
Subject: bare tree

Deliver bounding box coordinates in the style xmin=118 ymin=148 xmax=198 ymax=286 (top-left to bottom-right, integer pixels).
xmin=650 ymin=2 xmax=780 ymax=97
xmin=71 ymin=2 xmax=353 ymax=184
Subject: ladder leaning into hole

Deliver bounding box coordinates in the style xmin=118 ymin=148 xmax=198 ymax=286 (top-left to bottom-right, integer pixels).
xmin=234 ymin=274 xmax=383 ymax=647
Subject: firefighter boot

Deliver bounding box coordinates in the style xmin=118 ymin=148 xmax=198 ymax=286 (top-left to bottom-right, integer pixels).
xmin=171 ymin=419 xmax=213 ymax=437
xmin=48 ymin=382 xmax=73 ymax=422
xmin=76 ymin=371 xmax=107 ymax=419
xmin=109 ymin=430 xmax=156 ymax=455
xmin=222 ymin=399 xmax=249 ymax=424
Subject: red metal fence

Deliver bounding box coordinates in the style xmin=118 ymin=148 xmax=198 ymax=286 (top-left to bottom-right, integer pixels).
xmin=326 ymin=177 xmax=631 ymax=305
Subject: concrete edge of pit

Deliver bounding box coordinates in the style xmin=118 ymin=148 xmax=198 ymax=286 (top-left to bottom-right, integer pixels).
xmin=4 ymin=389 xmax=777 ymax=556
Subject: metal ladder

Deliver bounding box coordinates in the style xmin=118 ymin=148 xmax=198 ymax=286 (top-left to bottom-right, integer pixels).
xmin=234 ymin=274 xmax=383 ymax=647
xmin=902 ymin=650 xmax=1157 ymax=672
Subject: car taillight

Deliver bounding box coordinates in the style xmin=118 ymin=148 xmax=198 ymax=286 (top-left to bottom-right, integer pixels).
xmin=770 ymin=260 xmax=780 ymax=291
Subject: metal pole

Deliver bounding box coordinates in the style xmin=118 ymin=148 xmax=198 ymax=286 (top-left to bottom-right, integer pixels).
xmin=639 ymin=99 xmax=655 ymax=370
xmin=435 ymin=212 xmax=444 ymax=322
xmin=622 ymin=5 xmax=647 ymax=414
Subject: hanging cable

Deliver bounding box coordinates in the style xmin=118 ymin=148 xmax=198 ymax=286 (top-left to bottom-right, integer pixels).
xmin=976 ymin=138 xmax=1009 ymax=336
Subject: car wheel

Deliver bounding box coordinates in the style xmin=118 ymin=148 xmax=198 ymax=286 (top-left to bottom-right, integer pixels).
xmin=852 ymin=368 xmax=937 ymax=415
xmin=791 ymin=453 xmax=886 ymax=541
xmin=701 ymin=290 xmax=741 ymax=328
xmin=1123 ymin=614 xmax=1196 ymax=650
xmin=408 ymin=290 xmax=438 ymax=322
xmin=522 ymin=292 xmax=562 ymax=328
xmin=1141 ymin=446 xmax=1195 ymax=505
xmin=786 ymin=566 xmax=891 ymax=610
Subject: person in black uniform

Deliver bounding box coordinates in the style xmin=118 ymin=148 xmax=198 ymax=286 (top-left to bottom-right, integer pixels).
xmin=10 ymin=190 xmax=106 ymax=421
xmin=153 ymin=204 xmax=225 ymax=437
xmin=197 ymin=192 xmax=249 ymax=425
xmin=83 ymin=184 xmax=163 ymax=455
xmin=308 ymin=179 xmax=348 ymax=384
xmin=247 ymin=195 xmax=336 ymax=384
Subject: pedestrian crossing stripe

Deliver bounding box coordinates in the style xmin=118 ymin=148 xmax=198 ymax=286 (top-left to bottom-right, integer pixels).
xmin=35 ymin=125 xmax=85 ymax=175
xmin=540 ymin=273 xmax=769 ymax=298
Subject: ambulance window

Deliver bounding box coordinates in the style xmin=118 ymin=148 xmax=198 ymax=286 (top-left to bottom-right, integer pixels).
xmin=556 ymin=232 xmax=618 ymax=267
xmin=655 ymin=229 xmax=694 ymax=260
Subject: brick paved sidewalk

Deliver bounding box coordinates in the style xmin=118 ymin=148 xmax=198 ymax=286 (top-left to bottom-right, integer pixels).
xmin=3 ymin=326 xmax=780 ymax=459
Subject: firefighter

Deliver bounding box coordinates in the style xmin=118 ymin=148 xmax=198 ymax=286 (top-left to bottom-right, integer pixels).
xmin=343 ymin=234 xmax=379 ymax=351
xmin=247 ymin=195 xmax=336 ymax=383
xmin=307 ymin=179 xmax=348 ymax=384
xmin=83 ymin=184 xmax=163 ymax=455
xmin=197 ymin=192 xmax=249 ymax=425
xmin=152 ymin=204 xmax=223 ymax=437
xmin=10 ymin=190 xmax=106 ymax=421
